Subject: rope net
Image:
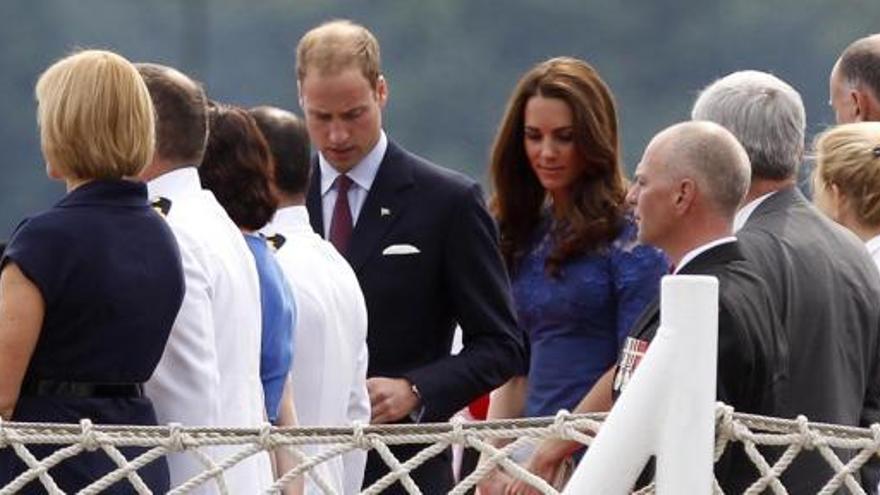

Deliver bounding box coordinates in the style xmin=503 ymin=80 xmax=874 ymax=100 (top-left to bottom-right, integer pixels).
xmin=1 ymin=404 xmax=879 ymax=494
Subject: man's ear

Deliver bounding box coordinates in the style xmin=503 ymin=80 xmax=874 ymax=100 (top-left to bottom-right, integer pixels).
xmin=854 ymin=87 xmax=880 ymax=122
xmin=674 ymin=178 xmax=697 ymax=214
xmin=297 ymin=80 xmax=304 ymax=109
xmin=376 ymin=75 xmax=389 ymax=108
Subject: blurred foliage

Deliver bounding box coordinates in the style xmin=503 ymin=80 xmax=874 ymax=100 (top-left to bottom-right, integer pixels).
xmin=0 ymin=0 xmax=878 ymax=236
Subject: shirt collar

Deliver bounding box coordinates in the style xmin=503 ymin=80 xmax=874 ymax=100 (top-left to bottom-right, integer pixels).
xmin=262 ymin=205 xmax=313 ymax=235
xmin=147 ymin=166 xmax=202 ymax=199
xmin=674 ymin=236 xmax=738 ymax=274
xmin=866 ymin=235 xmax=880 ymax=257
xmin=319 ymin=130 xmax=388 ymax=196
xmin=733 ymin=191 xmax=776 ymax=232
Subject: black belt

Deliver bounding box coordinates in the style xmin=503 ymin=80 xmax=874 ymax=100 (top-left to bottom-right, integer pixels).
xmin=21 ymin=379 xmax=144 ymax=398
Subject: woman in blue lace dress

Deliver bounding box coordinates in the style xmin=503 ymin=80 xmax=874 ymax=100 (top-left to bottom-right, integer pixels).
xmin=480 ymin=57 xmax=667 ymax=494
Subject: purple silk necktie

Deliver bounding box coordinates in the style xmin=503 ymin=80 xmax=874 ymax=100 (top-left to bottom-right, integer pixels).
xmin=329 ymin=174 xmax=354 ymax=254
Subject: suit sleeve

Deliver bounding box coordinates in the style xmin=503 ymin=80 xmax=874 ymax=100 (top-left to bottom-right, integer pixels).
xmin=715 ymin=304 xmax=750 ymax=408
xmin=403 ymin=183 xmax=527 ymax=422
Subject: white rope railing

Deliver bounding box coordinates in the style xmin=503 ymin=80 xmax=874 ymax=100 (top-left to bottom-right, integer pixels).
xmin=2 ymin=407 xmax=880 ymax=494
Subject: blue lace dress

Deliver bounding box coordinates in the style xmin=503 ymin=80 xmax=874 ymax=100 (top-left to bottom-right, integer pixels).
xmin=512 ymin=217 xmax=667 ymax=418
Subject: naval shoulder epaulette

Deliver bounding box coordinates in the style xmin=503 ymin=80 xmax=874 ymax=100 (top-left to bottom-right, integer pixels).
xmin=150 ymin=197 xmax=172 ymax=217
xmin=263 ymin=233 xmax=287 ymax=251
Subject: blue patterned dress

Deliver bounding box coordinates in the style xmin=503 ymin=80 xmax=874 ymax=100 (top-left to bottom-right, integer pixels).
xmin=512 ymin=217 xmax=667 ymax=418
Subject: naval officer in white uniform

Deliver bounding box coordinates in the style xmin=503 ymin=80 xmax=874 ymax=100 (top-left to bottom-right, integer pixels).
xmin=253 ymin=105 xmax=370 ymax=494
xmin=138 ymin=63 xmax=272 ymax=493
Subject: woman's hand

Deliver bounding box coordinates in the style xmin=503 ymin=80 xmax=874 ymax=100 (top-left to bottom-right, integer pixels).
xmin=504 ymin=438 xmax=572 ymax=495
xmin=477 ymin=466 xmax=514 ymax=495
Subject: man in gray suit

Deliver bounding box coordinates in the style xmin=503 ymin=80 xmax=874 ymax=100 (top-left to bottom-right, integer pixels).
xmin=692 ymin=70 xmax=880 ymax=494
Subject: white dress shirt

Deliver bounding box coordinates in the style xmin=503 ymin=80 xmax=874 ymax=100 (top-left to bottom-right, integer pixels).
xmin=145 ymin=167 xmax=272 ymax=493
xmin=733 ymin=191 xmax=775 ymax=232
xmin=319 ymin=130 xmax=388 ymax=234
xmin=263 ymin=206 xmax=370 ymax=495
xmin=866 ymin=235 xmax=880 ymax=274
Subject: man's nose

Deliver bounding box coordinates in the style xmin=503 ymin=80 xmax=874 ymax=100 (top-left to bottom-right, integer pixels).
xmin=328 ymin=121 xmax=349 ymax=144
xmin=625 ymin=186 xmax=638 ymax=207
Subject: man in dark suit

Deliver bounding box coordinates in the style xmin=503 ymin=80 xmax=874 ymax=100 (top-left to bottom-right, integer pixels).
xmin=296 ymin=20 xmax=526 ymax=493
xmin=619 ymin=121 xmax=786 ymax=494
xmin=615 ymin=120 xmax=786 ymax=413
xmin=693 ymin=70 xmax=880 ymax=494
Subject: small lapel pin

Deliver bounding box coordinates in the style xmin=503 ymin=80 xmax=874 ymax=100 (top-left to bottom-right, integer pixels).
xmin=380 ymin=207 xmax=391 ymax=217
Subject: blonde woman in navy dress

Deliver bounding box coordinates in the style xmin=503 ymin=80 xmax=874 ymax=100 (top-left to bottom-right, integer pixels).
xmin=0 ymin=50 xmax=184 ymax=493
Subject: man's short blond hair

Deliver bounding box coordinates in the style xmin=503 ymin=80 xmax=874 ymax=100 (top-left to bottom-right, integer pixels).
xmin=296 ymin=19 xmax=381 ymax=85
xmin=36 ymin=49 xmax=155 ymax=180
xmin=814 ymin=122 xmax=880 ymax=227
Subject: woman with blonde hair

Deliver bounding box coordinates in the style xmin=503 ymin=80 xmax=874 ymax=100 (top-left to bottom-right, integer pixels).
xmin=813 ymin=122 xmax=880 ymax=270
xmin=0 ymin=50 xmax=184 ymax=492
xmin=480 ymin=57 xmax=667 ymax=493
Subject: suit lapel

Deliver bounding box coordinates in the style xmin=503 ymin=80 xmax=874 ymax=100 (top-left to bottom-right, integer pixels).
xmin=346 ymin=142 xmax=415 ymax=273
xmin=306 ymin=156 xmax=323 ymax=236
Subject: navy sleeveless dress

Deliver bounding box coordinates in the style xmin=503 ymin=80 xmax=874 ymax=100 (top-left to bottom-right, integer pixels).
xmin=0 ymin=180 xmax=184 ymax=493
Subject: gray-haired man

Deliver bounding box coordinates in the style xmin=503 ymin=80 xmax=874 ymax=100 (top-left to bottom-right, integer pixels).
xmin=693 ymin=70 xmax=880 ymax=494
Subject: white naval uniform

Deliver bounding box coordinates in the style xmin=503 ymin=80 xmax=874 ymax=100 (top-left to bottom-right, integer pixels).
xmin=263 ymin=205 xmax=370 ymax=494
xmin=145 ymin=167 xmax=272 ymax=493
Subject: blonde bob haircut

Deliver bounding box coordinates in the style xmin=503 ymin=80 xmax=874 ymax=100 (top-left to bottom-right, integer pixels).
xmin=36 ymin=49 xmax=155 ymax=180
xmin=813 ymin=122 xmax=880 ymax=227
xmin=296 ymin=19 xmax=381 ymax=86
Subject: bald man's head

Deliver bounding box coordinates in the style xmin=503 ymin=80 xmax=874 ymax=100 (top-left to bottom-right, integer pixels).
xmin=832 ymin=34 xmax=880 ymax=123
xmin=628 ymin=121 xmax=750 ymax=250
xmin=653 ymin=121 xmax=752 ymax=217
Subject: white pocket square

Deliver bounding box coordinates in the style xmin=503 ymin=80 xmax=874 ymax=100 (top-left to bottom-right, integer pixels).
xmin=382 ymin=244 xmax=420 ymax=255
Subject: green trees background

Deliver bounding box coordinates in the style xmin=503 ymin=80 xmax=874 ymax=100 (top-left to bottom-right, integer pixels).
xmin=1 ymin=0 xmax=877 ymax=236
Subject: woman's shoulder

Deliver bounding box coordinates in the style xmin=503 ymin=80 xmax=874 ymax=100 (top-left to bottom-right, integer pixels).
xmin=6 ymin=207 xmax=74 ymax=248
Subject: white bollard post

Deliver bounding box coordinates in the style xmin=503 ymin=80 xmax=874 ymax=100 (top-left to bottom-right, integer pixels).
xmin=562 ymin=275 xmax=719 ymax=495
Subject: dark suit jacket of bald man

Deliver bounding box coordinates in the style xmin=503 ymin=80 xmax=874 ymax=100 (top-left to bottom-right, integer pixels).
xmin=307 ymin=139 xmax=526 ymax=493
xmin=615 ymin=240 xmax=787 ymax=494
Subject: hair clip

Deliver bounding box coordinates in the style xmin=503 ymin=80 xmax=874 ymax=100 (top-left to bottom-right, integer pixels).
xmin=874 ymin=146 xmax=880 ymax=158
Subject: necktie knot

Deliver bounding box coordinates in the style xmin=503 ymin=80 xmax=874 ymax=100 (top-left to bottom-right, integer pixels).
xmin=336 ymin=174 xmax=353 ymax=194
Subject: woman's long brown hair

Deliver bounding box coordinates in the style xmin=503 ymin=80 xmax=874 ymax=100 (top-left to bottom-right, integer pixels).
xmin=489 ymin=57 xmax=627 ymax=277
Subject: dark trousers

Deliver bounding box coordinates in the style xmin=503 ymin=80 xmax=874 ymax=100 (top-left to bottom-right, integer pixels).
xmin=363 ymin=444 xmax=454 ymax=494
